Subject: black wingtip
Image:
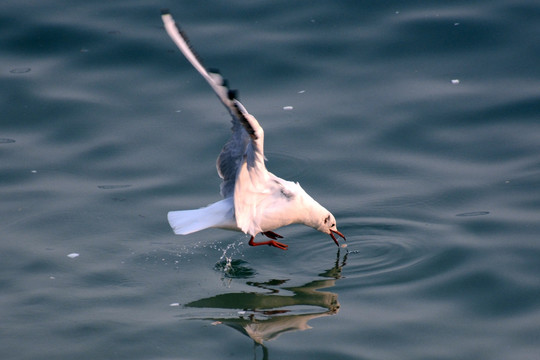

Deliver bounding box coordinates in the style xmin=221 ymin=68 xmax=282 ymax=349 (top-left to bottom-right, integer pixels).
xmin=161 ymin=9 xmax=170 ymax=15
xmin=228 ymin=89 xmax=238 ymax=100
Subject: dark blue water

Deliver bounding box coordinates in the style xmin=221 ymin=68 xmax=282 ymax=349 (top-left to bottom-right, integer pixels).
xmin=2 ymin=1 xmax=540 ymax=359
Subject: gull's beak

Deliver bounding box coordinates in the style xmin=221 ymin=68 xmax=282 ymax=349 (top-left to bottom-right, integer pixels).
xmin=329 ymin=229 xmax=346 ymax=246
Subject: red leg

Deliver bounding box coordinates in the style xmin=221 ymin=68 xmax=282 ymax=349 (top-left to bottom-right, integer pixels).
xmin=262 ymin=231 xmax=283 ymax=240
xmin=249 ymin=236 xmax=288 ymax=250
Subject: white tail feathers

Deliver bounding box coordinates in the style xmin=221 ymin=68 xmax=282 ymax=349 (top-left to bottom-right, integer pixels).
xmin=167 ymin=198 xmax=237 ymax=235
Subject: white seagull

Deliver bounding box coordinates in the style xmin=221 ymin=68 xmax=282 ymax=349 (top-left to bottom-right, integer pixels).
xmin=161 ymin=11 xmax=345 ymax=250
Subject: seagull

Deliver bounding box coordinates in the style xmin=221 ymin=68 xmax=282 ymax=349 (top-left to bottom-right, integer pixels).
xmin=161 ymin=10 xmax=345 ymax=250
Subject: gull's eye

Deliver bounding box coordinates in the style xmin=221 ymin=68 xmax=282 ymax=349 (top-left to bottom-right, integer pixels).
xmin=324 ymin=215 xmax=331 ymax=224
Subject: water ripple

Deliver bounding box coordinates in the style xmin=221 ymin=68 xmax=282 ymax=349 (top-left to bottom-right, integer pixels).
xmin=345 ymin=232 xmax=431 ymax=283
xmin=456 ymin=211 xmax=490 ymax=217
xmin=9 ymin=67 xmax=31 ymax=74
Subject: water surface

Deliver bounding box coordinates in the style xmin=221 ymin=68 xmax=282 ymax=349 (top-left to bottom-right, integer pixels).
xmin=2 ymin=1 xmax=540 ymax=359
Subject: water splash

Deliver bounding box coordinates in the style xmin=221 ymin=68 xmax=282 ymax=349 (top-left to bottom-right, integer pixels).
xmin=214 ymin=241 xmax=256 ymax=279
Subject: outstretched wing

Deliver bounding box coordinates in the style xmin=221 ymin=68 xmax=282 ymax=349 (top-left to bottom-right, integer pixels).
xmin=161 ymin=10 xmax=263 ymax=198
xmin=162 ymin=11 xmax=271 ymax=236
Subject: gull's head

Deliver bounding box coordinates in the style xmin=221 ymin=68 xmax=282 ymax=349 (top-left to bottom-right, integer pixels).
xmin=316 ymin=212 xmax=346 ymax=247
xmin=295 ymin=183 xmax=346 ymax=246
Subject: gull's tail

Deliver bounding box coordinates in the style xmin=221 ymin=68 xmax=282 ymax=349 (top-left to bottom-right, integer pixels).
xmin=167 ymin=198 xmax=236 ymax=235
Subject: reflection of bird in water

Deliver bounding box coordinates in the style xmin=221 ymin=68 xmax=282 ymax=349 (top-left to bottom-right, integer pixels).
xmin=183 ymin=250 xmax=347 ymax=349
xmin=224 ymin=311 xmax=335 ymax=348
